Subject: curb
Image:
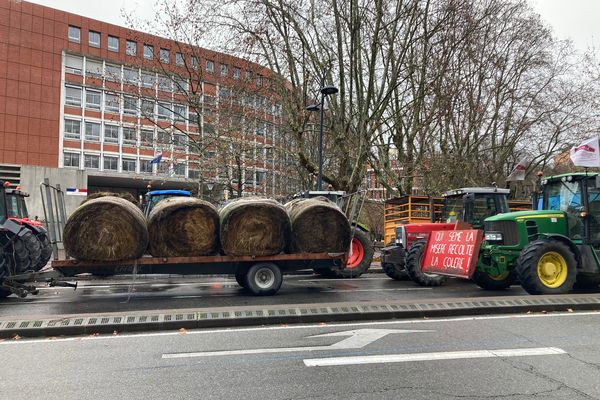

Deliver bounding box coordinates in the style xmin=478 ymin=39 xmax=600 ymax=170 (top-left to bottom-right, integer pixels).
xmin=1 ymin=294 xmax=599 ymax=339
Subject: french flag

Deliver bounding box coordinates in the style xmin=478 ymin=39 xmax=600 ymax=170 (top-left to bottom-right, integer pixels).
xmin=66 ymin=188 xmax=88 ymax=196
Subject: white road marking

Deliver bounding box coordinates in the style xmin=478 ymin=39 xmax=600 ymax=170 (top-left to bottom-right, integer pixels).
xmin=303 ymin=347 xmax=567 ymax=367
xmin=2 ymin=310 xmax=600 ymax=345
xmin=172 ymin=296 xmax=203 ymax=299
xmin=37 ymin=285 xmax=111 ymax=290
xmin=161 ymin=328 xmax=431 ymax=359
xmin=297 ymin=277 xmax=392 ymax=282
xmin=321 ymin=288 xmax=431 ymax=293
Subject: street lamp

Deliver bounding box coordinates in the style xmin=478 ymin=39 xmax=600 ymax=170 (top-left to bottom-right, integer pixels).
xmin=306 ymin=84 xmax=338 ymax=191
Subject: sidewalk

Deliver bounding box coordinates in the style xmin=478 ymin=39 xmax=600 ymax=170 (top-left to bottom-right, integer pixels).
xmin=1 ymin=292 xmax=599 ymax=339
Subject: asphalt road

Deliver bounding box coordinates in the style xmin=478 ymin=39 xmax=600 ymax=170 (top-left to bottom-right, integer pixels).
xmin=0 ymin=270 xmax=541 ymax=318
xmin=2 ymin=311 xmax=600 ymax=399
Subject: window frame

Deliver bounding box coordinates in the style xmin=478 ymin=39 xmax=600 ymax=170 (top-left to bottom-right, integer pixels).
xmin=88 ymin=31 xmax=100 ymax=48
xmin=160 ymin=48 xmax=170 ymax=63
xmin=104 ymin=92 xmax=120 ymax=113
xmin=206 ymin=60 xmax=214 ymax=73
xmin=103 ymin=155 xmax=119 ymax=171
xmin=103 ymin=124 xmax=119 ymax=144
xmin=63 ymin=152 xmax=80 ymax=168
xmin=68 ymin=26 xmax=81 ymax=43
xmin=85 ymin=89 xmax=101 ymax=110
xmin=122 ymin=127 xmax=137 ymax=146
xmin=84 ymin=153 xmax=100 ymax=169
xmin=122 ymin=158 xmax=137 ymax=173
xmin=65 ymin=85 xmax=82 ymax=107
xmin=108 ymin=35 xmax=120 ymax=52
xmin=126 ymin=40 xmax=137 ymax=56
xmin=64 ymin=118 xmax=81 ymax=140
xmin=143 ymin=44 xmax=154 ymax=60
xmin=85 ymin=121 xmax=101 ymax=142
xmin=176 ymin=52 xmax=185 ymax=66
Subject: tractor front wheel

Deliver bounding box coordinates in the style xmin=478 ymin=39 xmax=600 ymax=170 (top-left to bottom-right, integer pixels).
xmin=405 ymin=240 xmax=447 ymax=287
xmin=472 ymin=270 xmax=515 ymax=291
xmin=516 ymin=239 xmax=577 ymax=295
xmin=381 ymin=243 xmax=409 ymax=281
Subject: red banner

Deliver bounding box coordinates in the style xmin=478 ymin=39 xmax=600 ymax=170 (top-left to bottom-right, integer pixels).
xmin=421 ymin=229 xmax=483 ymax=278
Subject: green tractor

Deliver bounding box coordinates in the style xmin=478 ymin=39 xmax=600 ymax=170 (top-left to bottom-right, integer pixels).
xmin=478 ymin=172 xmax=600 ymax=294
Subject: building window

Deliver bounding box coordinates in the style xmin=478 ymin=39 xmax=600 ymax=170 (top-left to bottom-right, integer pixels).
xmin=108 ymin=35 xmax=119 ymax=52
xmin=141 ymin=129 xmax=154 ymax=147
xmin=65 ymin=86 xmax=82 ymax=107
xmin=141 ymin=99 xmax=155 ymax=119
xmin=84 ymin=154 xmax=100 ymax=169
xmin=206 ymin=60 xmax=214 ymax=73
xmin=104 ymin=93 xmax=120 ymax=113
xmin=104 ymin=156 xmax=118 ymax=171
xmin=123 ymin=127 xmax=137 ymax=145
xmin=256 ymin=170 xmax=267 ymax=185
xmin=192 ymin=57 xmax=199 ymax=70
xmin=188 ymin=108 xmax=199 ymax=126
xmin=64 ymin=152 xmax=80 ymax=168
xmin=68 ymin=26 xmax=80 ymax=43
xmin=157 ymin=75 xmax=172 ymax=92
xmin=140 ymin=160 xmax=152 ymax=173
xmin=174 ymin=134 xmax=187 ymax=150
xmin=65 ymin=54 xmax=83 ymax=75
xmin=85 ymin=59 xmax=103 ymax=78
xmin=174 ymin=78 xmax=188 ymax=93
xmin=256 ymin=121 xmax=265 ymax=136
xmin=174 ymin=104 xmax=186 ymax=122
xmin=174 ymin=164 xmax=186 ymax=176
xmin=85 ymin=89 xmax=101 ymax=110
xmin=160 ymin=48 xmax=169 ymax=63
xmin=85 ymin=122 xmax=101 ymax=142
xmin=256 ymin=74 xmax=263 ymax=86
xmin=176 ymin=52 xmax=184 ymax=66
xmin=122 ymin=158 xmax=137 ymax=172
xmin=220 ymin=64 xmax=228 ymax=76
xmin=123 ymin=96 xmax=137 ymax=115
xmin=104 ymin=124 xmax=119 ymax=143
xmin=157 ymin=131 xmax=170 ymax=146
xmin=105 ymin=64 xmax=121 ymax=82
xmin=245 ymin=70 xmax=252 ymax=81
xmin=141 ymin=71 xmax=155 ymax=88
xmin=123 ymin=68 xmax=138 ymax=85
xmin=64 ymin=119 xmax=81 ymax=140
xmin=126 ymin=40 xmax=137 ymax=56
xmin=233 ymin=67 xmax=241 ymax=80
xmin=157 ymin=102 xmax=171 ymax=120
xmin=144 ymin=44 xmax=154 ymax=59
xmin=89 ymin=31 xmax=100 ymax=47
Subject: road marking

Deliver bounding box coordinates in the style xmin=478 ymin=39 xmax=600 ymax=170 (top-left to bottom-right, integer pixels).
xmin=172 ymin=295 xmax=203 ymax=299
xmin=303 ymin=347 xmax=567 ymax=367
xmin=297 ymin=277 xmax=392 ymax=282
xmin=321 ymin=288 xmax=431 ymax=293
xmin=3 ymin=311 xmax=600 ymax=345
xmin=161 ymin=328 xmax=432 ymax=359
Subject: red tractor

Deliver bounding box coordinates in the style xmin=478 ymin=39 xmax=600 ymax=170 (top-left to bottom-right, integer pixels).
xmin=2 ymin=184 xmax=53 ymax=273
xmin=381 ymin=187 xmax=511 ymax=286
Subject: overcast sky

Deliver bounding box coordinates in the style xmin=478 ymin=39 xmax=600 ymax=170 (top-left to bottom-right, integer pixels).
xmin=26 ymin=0 xmax=600 ymax=52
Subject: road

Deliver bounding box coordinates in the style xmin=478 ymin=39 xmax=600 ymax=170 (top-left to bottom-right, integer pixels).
xmin=2 ymin=311 xmax=600 ymax=399
xmin=0 ymin=271 xmax=540 ymax=317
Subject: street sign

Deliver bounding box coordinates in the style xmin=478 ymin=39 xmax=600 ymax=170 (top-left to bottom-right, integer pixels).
xmin=421 ymin=229 xmax=484 ymax=278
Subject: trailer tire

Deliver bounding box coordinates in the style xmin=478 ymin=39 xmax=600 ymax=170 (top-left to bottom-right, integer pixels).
xmin=245 ymin=262 xmax=282 ymax=296
xmin=472 ymin=270 xmax=514 ymax=290
xmin=516 ymin=239 xmax=576 ymax=295
xmin=405 ymin=240 xmax=447 ymax=287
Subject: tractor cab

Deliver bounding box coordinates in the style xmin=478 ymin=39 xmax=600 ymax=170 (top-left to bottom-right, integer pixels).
xmin=6 ymin=187 xmax=43 ymax=227
xmin=440 ymin=187 xmax=510 ymax=228
xmin=294 ymin=190 xmax=347 ymax=207
xmin=143 ymin=189 xmax=191 ymax=217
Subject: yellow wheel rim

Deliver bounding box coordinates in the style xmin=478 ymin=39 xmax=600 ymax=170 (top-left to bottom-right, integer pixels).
xmin=489 ymin=271 xmax=510 ymax=281
xmin=537 ymin=251 xmax=568 ymax=288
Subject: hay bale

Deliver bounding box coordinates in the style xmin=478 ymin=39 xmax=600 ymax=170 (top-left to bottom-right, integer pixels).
xmin=284 ymin=197 xmax=351 ymax=253
xmin=219 ymin=197 xmax=291 ymax=256
xmin=148 ymin=197 xmax=219 ymax=257
xmin=64 ymin=196 xmax=148 ymax=261
xmin=82 ymin=191 xmax=140 ymax=207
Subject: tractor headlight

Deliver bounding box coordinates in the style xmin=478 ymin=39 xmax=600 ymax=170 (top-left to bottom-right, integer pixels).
xmin=484 ymin=232 xmax=503 ymax=242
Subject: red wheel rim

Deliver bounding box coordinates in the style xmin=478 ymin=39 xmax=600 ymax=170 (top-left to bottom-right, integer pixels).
xmin=347 ymin=237 xmax=364 ymax=269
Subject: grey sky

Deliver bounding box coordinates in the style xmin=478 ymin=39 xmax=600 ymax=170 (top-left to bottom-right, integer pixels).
xmin=27 ymin=0 xmax=600 ymax=52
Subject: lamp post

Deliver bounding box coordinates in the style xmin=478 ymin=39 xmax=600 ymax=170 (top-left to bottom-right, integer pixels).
xmin=306 ymin=84 xmax=338 ymax=191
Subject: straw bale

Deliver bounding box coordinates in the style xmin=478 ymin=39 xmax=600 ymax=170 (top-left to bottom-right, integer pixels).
xmin=82 ymin=191 xmax=140 ymax=207
xmin=148 ymin=197 xmax=219 ymax=257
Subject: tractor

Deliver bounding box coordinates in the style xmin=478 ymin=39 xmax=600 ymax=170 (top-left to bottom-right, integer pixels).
xmin=292 ymin=190 xmax=375 ymax=278
xmin=382 ymin=187 xmax=511 ymax=286
xmin=474 ymin=172 xmax=600 ymax=294
xmin=143 ymin=189 xmax=191 ymax=217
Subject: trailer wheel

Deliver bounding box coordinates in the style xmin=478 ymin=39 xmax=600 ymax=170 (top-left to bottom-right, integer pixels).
xmin=472 ymin=270 xmax=514 ymax=290
xmin=405 ymin=240 xmax=447 ymax=287
xmin=516 ymin=239 xmax=576 ymax=295
xmin=245 ymin=262 xmax=282 ymax=296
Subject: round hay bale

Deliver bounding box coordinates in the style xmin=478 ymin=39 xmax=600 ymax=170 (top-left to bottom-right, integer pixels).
xmin=64 ymin=196 xmax=148 ymax=261
xmin=284 ymin=197 xmax=351 ymax=253
xmin=219 ymin=197 xmax=291 ymax=256
xmin=148 ymin=197 xmax=219 ymax=257
xmin=82 ymin=191 xmax=140 ymax=207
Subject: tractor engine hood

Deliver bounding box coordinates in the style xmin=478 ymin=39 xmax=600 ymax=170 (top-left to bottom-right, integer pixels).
xmin=484 ymin=209 xmax=566 ymax=223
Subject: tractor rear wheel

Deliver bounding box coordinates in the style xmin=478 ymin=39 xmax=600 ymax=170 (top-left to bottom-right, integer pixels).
xmin=35 ymin=232 xmax=53 ymax=271
xmin=330 ymin=228 xmax=374 ymax=278
xmin=516 ymin=239 xmax=576 ymax=295
xmin=472 ymin=270 xmax=514 ymax=290
xmin=405 ymin=240 xmax=447 ymax=287
xmin=6 ymin=230 xmax=42 ymax=274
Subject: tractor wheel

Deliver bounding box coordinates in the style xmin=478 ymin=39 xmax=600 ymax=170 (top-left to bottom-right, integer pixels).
xmin=382 ymin=261 xmax=410 ymax=280
xmin=6 ymin=231 xmax=42 ymax=274
xmin=329 ymin=228 xmax=375 ymax=278
xmin=516 ymin=239 xmax=577 ymax=295
xmin=35 ymin=232 xmax=53 ymax=271
xmin=472 ymin=270 xmax=515 ymax=291
xmin=405 ymin=240 xmax=447 ymax=287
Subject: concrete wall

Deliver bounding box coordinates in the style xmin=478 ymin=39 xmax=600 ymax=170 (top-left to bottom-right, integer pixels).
xmin=20 ymin=166 xmax=88 ymax=220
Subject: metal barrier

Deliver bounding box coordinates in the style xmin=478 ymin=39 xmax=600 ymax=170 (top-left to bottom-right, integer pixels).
xmin=39 ymin=178 xmax=67 ymax=260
